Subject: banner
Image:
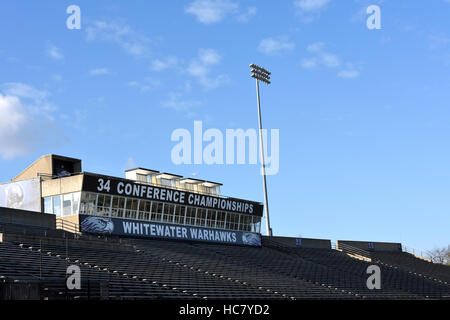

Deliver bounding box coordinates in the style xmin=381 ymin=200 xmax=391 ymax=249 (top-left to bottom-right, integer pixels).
xmin=79 ymin=214 xmax=262 ymax=247
xmin=82 ymin=174 xmax=263 ymax=217
xmin=0 ymin=178 xmax=41 ymax=212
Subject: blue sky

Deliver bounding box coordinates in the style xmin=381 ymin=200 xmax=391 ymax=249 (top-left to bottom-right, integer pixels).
xmin=0 ymin=0 xmax=449 ymax=253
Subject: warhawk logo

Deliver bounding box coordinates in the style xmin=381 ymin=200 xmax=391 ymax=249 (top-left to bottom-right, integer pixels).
xmin=5 ymin=184 xmax=24 ymax=209
xmin=81 ymin=216 xmax=114 ymax=234
xmin=242 ymin=233 xmax=261 ymax=247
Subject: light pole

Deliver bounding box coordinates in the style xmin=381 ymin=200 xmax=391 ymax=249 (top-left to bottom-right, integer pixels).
xmin=250 ymin=64 xmax=272 ymax=237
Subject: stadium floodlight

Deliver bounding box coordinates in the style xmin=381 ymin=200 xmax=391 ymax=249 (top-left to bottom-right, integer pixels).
xmin=250 ymin=64 xmax=271 ymax=84
xmin=250 ymin=63 xmax=272 ymax=237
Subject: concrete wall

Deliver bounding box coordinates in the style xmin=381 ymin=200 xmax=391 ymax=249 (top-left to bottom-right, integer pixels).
xmin=12 ymin=154 xmax=82 ymax=182
xmin=41 ymin=174 xmax=84 ymax=197
xmin=12 ymin=155 xmax=53 ymax=182
xmin=267 ymin=236 xmax=332 ymax=249
xmin=0 ymin=207 xmax=56 ymax=229
xmin=337 ymin=240 xmax=402 ymax=252
xmin=60 ymin=214 xmax=79 ymax=225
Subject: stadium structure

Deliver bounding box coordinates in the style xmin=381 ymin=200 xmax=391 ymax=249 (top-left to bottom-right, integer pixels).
xmin=0 ymin=154 xmax=449 ymax=300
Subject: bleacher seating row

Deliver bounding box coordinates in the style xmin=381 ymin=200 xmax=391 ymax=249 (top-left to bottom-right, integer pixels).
xmin=371 ymin=251 xmax=450 ymax=284
xmin=262 ymin=237 xmax=449 ymax=299
xmin=0 ymin=221 xmax=449 ymax=300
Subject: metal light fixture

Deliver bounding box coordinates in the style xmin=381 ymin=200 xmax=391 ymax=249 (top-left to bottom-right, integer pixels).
xmin=250 ymin=64 xmax=271 ymax=84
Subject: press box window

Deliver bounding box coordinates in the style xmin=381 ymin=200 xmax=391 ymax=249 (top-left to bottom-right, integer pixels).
xmin=62 ymin=194 xmax=72 ymax=216
xmin=52 ymin=195 xmax=61 ymax=217
xmin=44 ymin=197 xmax=52 ymax=214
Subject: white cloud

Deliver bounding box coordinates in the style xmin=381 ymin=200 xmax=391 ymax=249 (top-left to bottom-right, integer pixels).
xmin=295 ymin=0 xmax=330 ymax=11
xmin=2 ymin=82 xmax=49 ymax=103
xmin=150 ymin=50 xmax=227 ymax=89
xmin=321 ymin=52 xmax=340 ymax=67
xmin=350 ymin=5 xmax=368 ymax=23
xmin=302 ymin=42 xmax=341 ymax=68
xmin=162 ymin=92 xmax=201 ymax=118
xmin=258 ymin=36 xmax=295 ymax=55
xmin=86 ymin=21 xmax=151 ymax=57
xmin=307 ymin=42 xmax=325 ymax=53
xmin=236 ymin=6 xmax=257 ymax=22
xmin=89 ymin=68 xmax=110 ymax=76
xmin=71 ymin=108 xmax=89 ymax=130
xmin=160 ymin=80 xmax=202 ymax=117
xmin=0 ymin=84 xmax=63 ymax=159
xmin=151 ymin=56 xmax=178 ymax=72
xmin=187 ymin=61 xmax=209 ymax=78
xmin=187 ymin=49 xmax=228 ymax=89
xmin=0 ymin=95 xmax=25 ymax=133
xmin=199 ymin=74 xmax=229 ymax=89
xmin=428 ymin=34 xmax=450 ymax=50
xmin=300 ymin=57 xmax=318 ymax=69
xmin=1 ymin=82 xmax=57 ymax=117
xmin=301 ymin=43 xmax=361 ymax=79
xmin=199 ymin=48 xmax=222 ymax=65
xmin=185 ymin=0 xmax=256 ymax=24
xmin=338 ymin=69 xmax=360 ymax=79
xmin=186 ymin=0 xmax=238 ymax=24
xmin=46 ymin=43 xmax=64 ymax=60
xmin=351 ymin=0 xmax=384 ymax=23
xmin=127 ymin=78 xmax=160 ymax=93
xmin=0 ymin=94 xmax=30 ymax=158
xmin=294 ymin=0 xmax=330 ymax=22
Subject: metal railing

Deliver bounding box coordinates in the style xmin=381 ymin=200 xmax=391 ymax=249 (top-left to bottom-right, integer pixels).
xmin=37 ymin=172 xmax=83 ymax=180
xmin=402 ymin=245 xmax=430 ymax=262
xmin=338 ymin=243 xmax=372 ymax=260
xmin=135 ymin=177 xmax=221 ymax=197
xmin=55 ymin=219 xmax=81 ymax=235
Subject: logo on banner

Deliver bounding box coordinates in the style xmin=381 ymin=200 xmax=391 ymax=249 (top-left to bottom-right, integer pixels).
xmin=242 ymin=233 xmax=261 ymax=246
xmin=81 ymin=216 xmax=114 ymax=234
xmin=5 ymin=184 xmax=24 ymax=208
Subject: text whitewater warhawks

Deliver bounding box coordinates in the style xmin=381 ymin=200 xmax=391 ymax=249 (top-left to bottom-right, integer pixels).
xmin=122 ymin=221 xmax=238 ymax=243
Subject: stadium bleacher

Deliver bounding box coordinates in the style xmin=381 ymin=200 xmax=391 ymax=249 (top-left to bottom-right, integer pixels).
xmin=263 ymin=237 xmax=449 ymax=299
xmin=371 ymin=251 xmax=450 ymax=284
xmin=0 ymin=220 xmax=449 ymax=300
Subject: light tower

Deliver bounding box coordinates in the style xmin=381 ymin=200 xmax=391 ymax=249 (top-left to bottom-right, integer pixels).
xmin=250 ymin=64 xmax=272 ymax=237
